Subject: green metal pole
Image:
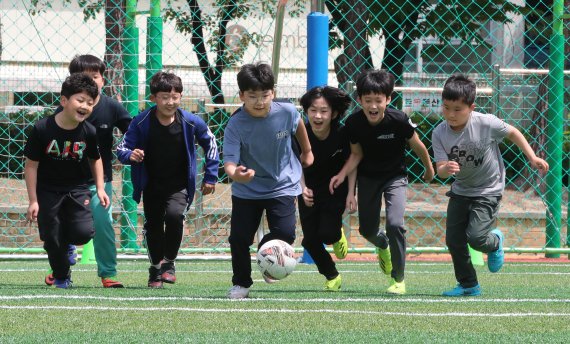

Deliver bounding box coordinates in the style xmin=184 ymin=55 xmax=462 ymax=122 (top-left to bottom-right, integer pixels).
xmin=544 ymin=0 xmax=564 ymax=258
xmin=120 ymin=0 xmax=140 ymax=250
xmin=145 ymin=0 xmax=163 ymax=106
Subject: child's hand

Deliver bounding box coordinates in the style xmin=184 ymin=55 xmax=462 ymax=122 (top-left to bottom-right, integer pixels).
xmin=201 ymin=182 xmax=215 ymax=195
xmin=445 ymin=161 xmax=461 ymax=175
xmin=423 ymin=164 xmax=435 ymax=182
xmin=329 ymin=173 xmax=345 ymax=194
xmin=346 ymin=193 xmax=357 ymax=214
xmin=530 ymin=157 xmax=549 ymax=173
xmin=27 ymin=202 xmax=39 ymax=222
xmin=98 ymin=190 xmax=110 ymax=209
xmin=233 ymin=165 xmax=255 ymax=183
xmin=302 ymin=187 xmax=314 ymax=207
xmin=300 ymin=150 xmax=314 ymax=168
xmin=129 ymin=149 xmax=145 ymax=163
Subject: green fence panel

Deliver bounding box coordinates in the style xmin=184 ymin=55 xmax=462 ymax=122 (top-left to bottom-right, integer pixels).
xmin=0 ymin=0 xmax=567 ymax=255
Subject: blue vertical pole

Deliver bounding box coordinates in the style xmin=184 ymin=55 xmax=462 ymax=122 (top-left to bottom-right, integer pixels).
xmin=300 ymin=4 xmax=328 ymax=264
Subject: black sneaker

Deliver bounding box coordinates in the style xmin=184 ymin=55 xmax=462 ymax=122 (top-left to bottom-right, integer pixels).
xmin=148 ymin=266 xmax=163 ymax=288
xmin=160 ymin=262 xmax=176 ymax=284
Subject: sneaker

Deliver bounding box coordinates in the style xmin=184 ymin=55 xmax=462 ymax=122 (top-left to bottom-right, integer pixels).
xmin=160 ymin=262 xmax=176 ymax=284
xmin=442 ymin=284 xmax=482 ymax=297
xmin=376 ymin=247 xmax=392 ymax=275
xmin=333 ymin=228 xmax=348 ymax=259
xmin=54 ymin=276 xmax=73 ymax=289
xmin=148 ymin=266 xmax=163 ymax=288
xmin=101 ymin=277 xmax=124 ymax=288
xmin=386 ymin=278 xmax=406 ymax=295
xmin=227 ymin=285 xmax=250 ymax=299
xmin=67 ymin=245 xmax=78 ymax=266
xmin=488 ymin=229 xmax=504 ymax=273
xmin=324 ymin=274 xmax=342 ymax=292
xmin=45 ymin=271 xmax=55 ymax=286
xmin=262 ymin=274 xmax=278 ymax=284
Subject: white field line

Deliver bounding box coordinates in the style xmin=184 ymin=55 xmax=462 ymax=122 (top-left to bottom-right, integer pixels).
xmin=0 ymin=304 xmax=569 ymax=317
xmin=2 ymin=268 xmax=570 ymax=275
xmin=1 ymin=295 xmax=570 ymax=304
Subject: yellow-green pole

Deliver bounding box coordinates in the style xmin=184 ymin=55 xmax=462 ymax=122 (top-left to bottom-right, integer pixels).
xmin=544 ymin=0 xmax=564 ymax=258
xmin=120 ymin=0 xmax=140 ymax=250
xmin=145 ymin=0 xmax=163 ymax=106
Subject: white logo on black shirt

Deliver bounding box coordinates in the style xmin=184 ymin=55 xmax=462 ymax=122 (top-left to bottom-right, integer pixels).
xmin=376 ymin=134 xmax=395 ymax=140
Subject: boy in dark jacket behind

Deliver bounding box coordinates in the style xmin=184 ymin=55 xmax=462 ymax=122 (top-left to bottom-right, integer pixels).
xmin=117 ymin=72 xmax=219 ymax=288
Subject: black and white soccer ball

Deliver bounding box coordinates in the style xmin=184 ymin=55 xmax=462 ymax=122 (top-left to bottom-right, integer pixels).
xmin=256 ymin=239 xmax=297 ymax=281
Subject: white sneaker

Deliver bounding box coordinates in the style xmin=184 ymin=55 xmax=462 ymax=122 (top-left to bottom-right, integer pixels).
xmin=227 ymin=285 xmax=250 ymax=299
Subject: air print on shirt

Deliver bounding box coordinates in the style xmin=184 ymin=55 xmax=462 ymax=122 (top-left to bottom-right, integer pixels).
xmin=45 ymin=140 xmax=86 ymax=160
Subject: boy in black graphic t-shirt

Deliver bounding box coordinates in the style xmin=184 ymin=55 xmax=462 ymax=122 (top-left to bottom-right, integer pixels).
xmin=24 ymin=73 xmax=109 ymax=289
xmin=329 ymin=70 xmax=434 ymax=295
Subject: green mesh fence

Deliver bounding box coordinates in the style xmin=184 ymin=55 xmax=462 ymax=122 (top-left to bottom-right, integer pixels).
xmin=0 ymin=0 xmax=567 ymax=255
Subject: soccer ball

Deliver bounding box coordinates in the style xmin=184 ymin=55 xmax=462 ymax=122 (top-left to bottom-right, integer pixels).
xmin=256 ymin=239 xmax=297 ymax=281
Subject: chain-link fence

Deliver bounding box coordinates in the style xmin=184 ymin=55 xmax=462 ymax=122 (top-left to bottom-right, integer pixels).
xmin=0 ymin=0 xmax=568 ymax=255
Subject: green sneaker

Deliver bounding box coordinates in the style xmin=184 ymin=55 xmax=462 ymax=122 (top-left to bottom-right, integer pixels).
xmin=332 ymin=228 xmax=348 ymax=259
xmin=376 ymin=247 xmax=392 ymax=275
xmin=386 ymin=278 xmax=405 ymax=295
xmin=324 ymin=274 xmax=342 ymax=292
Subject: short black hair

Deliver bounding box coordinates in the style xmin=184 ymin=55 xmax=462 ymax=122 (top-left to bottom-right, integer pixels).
xmin=237 ymin=62 xmax=275 ymax=92
xmin=442 ymin=74 xmax=476 ymax=106
xmin=69 ymin=54 xmax=105 ymax=75
xmin=149 ymin=71 xmax=183 ymax=95
xmin=60 ymin=73 xmax=98 ymax=100
xmin=299 ymin=86 xmax=352 ymax=123
xmin=355 ymin=69 xmax=395 ymax=98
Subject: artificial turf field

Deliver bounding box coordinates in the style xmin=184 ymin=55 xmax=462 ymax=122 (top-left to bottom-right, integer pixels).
xmin=0 ymin=258 xmax=569 ymax=343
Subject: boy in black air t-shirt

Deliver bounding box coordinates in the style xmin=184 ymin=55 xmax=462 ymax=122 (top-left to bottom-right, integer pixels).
xmin=329 ymin=69 xmax=434 ymax=295
xmin=24 ymin=73 xmax=109 ymax=289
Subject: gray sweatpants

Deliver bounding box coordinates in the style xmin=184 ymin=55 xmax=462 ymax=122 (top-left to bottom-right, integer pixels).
xmin=446 ymin=191 xmax=502 ymax=287
xmin=357 ymin=175 xmax=408 ymax=282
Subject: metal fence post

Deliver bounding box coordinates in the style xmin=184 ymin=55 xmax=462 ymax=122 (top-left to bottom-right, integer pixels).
xmin=544 ymin=0 xmax=565 ymax=258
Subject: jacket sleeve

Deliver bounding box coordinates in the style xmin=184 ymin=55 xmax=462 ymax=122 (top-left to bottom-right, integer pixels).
xmin=194 ymin=117 xmax=219 ymax=184
xmin=116 ymin=117 xmax=139 ymax=165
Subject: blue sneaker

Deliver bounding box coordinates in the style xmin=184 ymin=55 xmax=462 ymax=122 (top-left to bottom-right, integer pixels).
xmin=67 ymin=245 xmax=78 ymax=266
xmin=487 ymin=229 xmax=504 ymax=273
xmin=54 ymin=277 xmax=73 ymax=289
xmin=442 ymin=284 xmax=481 ymax=297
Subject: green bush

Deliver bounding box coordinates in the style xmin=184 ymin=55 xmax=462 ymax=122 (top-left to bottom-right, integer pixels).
xmin=0 ymin=109 xmax=52 ymax=179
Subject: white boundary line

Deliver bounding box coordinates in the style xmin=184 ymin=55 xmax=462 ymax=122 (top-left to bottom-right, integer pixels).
xmin=3 ymin=268 xmax=570 ymax=275
xmin=2 ymin=295 xmax=570 ymax=304
xmin=0 ymin=305 xmax=569 ymax=317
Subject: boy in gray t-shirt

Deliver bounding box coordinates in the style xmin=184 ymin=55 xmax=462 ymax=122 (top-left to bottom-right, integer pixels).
xmin=432 ymin=75 xmax=549 ymax=297
xmin=223 ymin=62 xmax=313 ymax=299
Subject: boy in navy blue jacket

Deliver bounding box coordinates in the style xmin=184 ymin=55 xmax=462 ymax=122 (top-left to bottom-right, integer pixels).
xmin=117 ymin=72 xmax=219 ymax=288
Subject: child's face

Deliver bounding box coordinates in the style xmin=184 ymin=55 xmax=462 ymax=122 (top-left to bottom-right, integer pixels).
xmin=357 ymin=92 xmax=391 ymax=126
xmin=60 ymin=91 xmax=95 ymax=123
xmin=150 ymin=90 xmax=182 ymax=119
xmin=307 ymin=96 xmax=334 ymax=138
xmin=84 ymin=70 xmax=104 ymax=93
xmin=239 ymin=89 xmax=274 ymax=118
xmin=442 ymin=99 xmax=475 ymax=131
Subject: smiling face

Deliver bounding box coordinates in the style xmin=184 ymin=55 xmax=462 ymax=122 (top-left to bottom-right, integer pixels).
xmin=59 ymin=91 xmax=95 ymax=124
xmin=239 ymin=89 xmax=274 ymax=118
xmin=442 ymin=98 xmax=475 ymax=131
xmin=307 ymin=96 xmax=335 ymax=139
xmin=150 ymin=90 xmax=182 ymax=120
xmin=357 ymin=92 xmax=391 ymax=126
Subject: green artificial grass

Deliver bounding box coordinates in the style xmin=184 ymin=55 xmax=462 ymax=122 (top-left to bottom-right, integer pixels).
xmin=1 ymin=259 xmax=569 ymax=343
